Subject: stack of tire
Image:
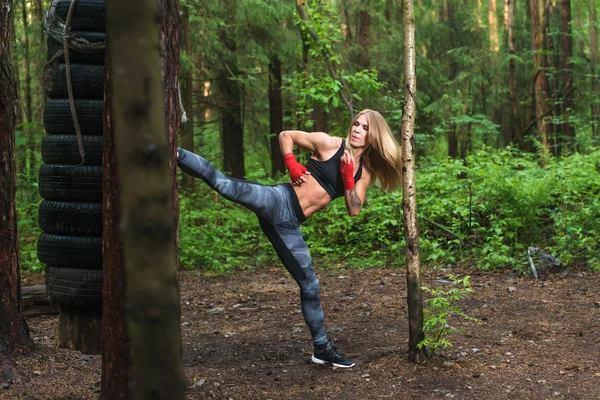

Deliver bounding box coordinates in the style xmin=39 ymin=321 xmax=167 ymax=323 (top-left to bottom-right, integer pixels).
xmin=38 ymin=0 xmax=106 ymax=312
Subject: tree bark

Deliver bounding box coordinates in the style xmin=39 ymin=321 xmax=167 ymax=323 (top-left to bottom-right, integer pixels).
xmin=488 ymin=0 xmax=499 ymax=51
xmin=589 ymin=0 xmax=599 ymax=139
xmin=218 ymin=67 xmax=245 ymax=178
xmin=8 ymin=3 xmax=24 ymax=173
xmin=268 ymin=57 xmax=284 ymax=177
xmin=19 ymin=0 xmax=35 ymax=174
xmin=311 ymin=105 xmax=328 ymax=132
xmin=101 ymin=55 xmax=130 ymax=399
xmin=529 ymin=0 xmax=551 ymax=159
xmin=106 ymin=0 xmax=186 ymax=398
xmin=358 ymin=0 xmax=371 ymax=69
xmin=339 ymin=0 xmax=353 ymax=41
xmin=0 ymin=0 xmax=31 ymax=384
xmin=401 ymin=0 xmax=426 ymax=364
xmin=547 ymin=2 xmax=561 ymax=155
xmin=506 ymin=0 xmax=522 ymax=147
xmin=385 ymin=0 xmax=394 ymax=23
xmin=217 ymin=1 xmax=245 ymax=178
xmin=102 ymin=0 xmax=183 ymax=398
xmin=180 ymin=5 xmax=195 ymax=190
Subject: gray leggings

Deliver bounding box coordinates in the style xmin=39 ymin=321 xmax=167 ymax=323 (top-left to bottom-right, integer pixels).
xmin=177 ymin=149 xmax=328 ymax=345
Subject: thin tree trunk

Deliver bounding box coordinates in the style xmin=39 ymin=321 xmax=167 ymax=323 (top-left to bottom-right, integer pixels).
xmin=358 ymin=0 xmax=371 ymax=68
xmin=401 ymin=0 xmax=426 ymax=364
xmin=218 ymin=1 xmax=245 ymax=178
xmin=444 ymin=0 xmax=459 ymax=158
xmin=218 ymin=67 xmax=245 ymax=178
xmin=9 ymin=5 xmax=24 ymax=173
xmin=385 ymin=0 xmax=393 ymax=23
xmin=547 ymin=2 xmax=561 ymax=155
xmin=529 ymin=0 xmax=551 ymax=159
xmin=180 ymin=6 xmax=195 ymax=189
xmin=311 ymin=105 xmax=327 ymax=132
xmin=506 ymin=0 xmax=522 ymax=147
xmin=489 ymin=0 xmax=499 ymax=51
xmin=590 ymin=0 xmax=599 ymax=138
xmin=0 ymin=0 xmax=31 ymax=384
xmin=340 ymin=0 xmax=353 ymax=40
xmin=33 ymin=0 xmax=45 ymax=117
xmin=106 ymin=0 xmax=185 ymax=398
xmin=268 ymin=57 xmax=284 ymax=177
xmin=19 ymin=0 xmax=35 ymax=174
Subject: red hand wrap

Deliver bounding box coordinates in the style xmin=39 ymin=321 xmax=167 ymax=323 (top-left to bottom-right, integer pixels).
xmin=340 ymin=158 xmax=355 ymax=190
xmin=284 ymin=153 xmax=307 ymax=181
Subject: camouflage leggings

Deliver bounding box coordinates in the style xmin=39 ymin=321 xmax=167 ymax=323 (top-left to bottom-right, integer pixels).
xmin=177 ymin=149 xmax=328 ymax=345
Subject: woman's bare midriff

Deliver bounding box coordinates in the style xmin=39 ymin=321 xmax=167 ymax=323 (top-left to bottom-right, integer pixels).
xmin=292 ymin=177 xmax=333 ymax=219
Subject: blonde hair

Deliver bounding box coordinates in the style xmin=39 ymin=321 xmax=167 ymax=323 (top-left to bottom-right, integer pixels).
xmin=344 ymin=109 xmax=402 ymax=191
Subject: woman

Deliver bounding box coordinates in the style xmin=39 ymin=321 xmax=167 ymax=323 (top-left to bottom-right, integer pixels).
xmin=177 ymin=109 xmax=402 ymax=368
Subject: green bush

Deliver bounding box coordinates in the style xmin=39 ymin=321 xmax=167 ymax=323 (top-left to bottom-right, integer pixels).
xmin=17 ymin=147 xmax=599 ymax=274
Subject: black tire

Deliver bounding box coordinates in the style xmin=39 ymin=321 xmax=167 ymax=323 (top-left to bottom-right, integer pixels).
xmin=39 ymin=164 xmax=102 ymax=201
xmin=37 ymin=233 xmax=102 ymax=269
xmin=54 ymin=0 xmax=106 ymax=32
xmin=39 ymin=200 xmax=102 ymax=236
xmin=43 ymin=63 xmax=104 ymax=99
xmin=41 ymin=135 xmax=103 ymax=165
xmin=47 ymin=31 xmax=105 ymax=65
xmin=46 ymin=267 xmax=102 ymax=309
xmin=44 ymin=99 xmax=103 ymax=135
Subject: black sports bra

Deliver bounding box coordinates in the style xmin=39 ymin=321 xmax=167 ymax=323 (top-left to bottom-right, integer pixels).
xmin=306 ymin=142 xmax=363 ymax=199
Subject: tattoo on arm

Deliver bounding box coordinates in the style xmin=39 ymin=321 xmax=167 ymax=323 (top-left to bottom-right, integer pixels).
xmin=349 ymin=189 xmax=362 ymax=208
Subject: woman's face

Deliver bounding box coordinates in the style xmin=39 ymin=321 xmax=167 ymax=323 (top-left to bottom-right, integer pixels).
xmin=349 ymin=113 xmax=370 ymax=148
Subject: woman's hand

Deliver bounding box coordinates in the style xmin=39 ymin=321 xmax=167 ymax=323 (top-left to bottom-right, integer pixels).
xmin=340 ymin=150 xmax=355 ymax=190
xmin=284 ymin=153 xmax=311 ymax=186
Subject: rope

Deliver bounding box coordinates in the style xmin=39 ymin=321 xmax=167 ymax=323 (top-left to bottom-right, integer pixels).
xmin=178 ymin=80 xmax=188 ymax=125
xmin=63 ymin=0 xmax=85 ymax=165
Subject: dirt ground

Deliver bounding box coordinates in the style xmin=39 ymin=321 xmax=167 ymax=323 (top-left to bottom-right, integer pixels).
xmin=2 ymin=266 xmax=600 ymax=400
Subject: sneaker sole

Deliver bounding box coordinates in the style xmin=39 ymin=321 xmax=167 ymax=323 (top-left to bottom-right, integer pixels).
xmin=311 ymin=355 xmax=355 ymax=368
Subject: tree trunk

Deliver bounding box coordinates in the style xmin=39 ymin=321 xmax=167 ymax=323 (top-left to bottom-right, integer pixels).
xmin=444 ymin=0 xmax=459 ymax=158
xmin=311 ymin=105 xmax=327 ymax=132
xmin=506 ymin=0 xmax=522 ymax=147
xmin=102 ymin=0 xmax=183 ymax=398
xmin=217 ymin=3 xmax=245 ymax=179
xmin=106 ymin=0 xmax=186 ymax=398
xmin=358 ymin=0 xmax=371 ymax=69
xmin=268 ymin=57 xmax=284 ymax=177
xmin=0 ymin=0 xmax=31 ymax=384
xmin=339 ymin=0 xmax=353 ymax=41
xmin=529 ymin=0 xmax=551 ymax=159
xmin=547 ymin=2 xmax=561 ymax=155
xmin=385 ymin=0 xmax=393 ymax=23
xmin=9 ymin=4 xmax=24 ymax=173
xmin=180 ymin=6 xmax=195 ymax=190
xmin=19 ymin=0 xmax=35 ymax=174
xmin=401 ymin=0 xmax=426 ymax=364
xmin=488 ymin=0 xmax=499 ymax=51
xmin=591 ymin=0 xmax=599 ymax=139
xmin=101 ymin=56 xmax=131 ymax=399
xmin=218 ymin=68 xmax=245 ymax=178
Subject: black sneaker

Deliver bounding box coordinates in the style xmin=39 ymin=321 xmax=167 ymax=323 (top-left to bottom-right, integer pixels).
xmin=312 ymin=341 xmax=355 ymax=368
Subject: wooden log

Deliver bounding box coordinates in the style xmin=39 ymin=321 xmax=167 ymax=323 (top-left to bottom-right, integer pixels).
xmin=57 ymin=305 xmax=102 ymax=355
xmin=22 ymin=285 xmax=58 ymax=317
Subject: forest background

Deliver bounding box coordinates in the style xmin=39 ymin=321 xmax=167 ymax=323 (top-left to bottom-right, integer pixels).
xmin=11 ymin=0 xmax=600 ymax=275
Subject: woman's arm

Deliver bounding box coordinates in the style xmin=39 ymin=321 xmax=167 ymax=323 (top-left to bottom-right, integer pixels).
xmin=279 ymin=131 xmax=340 ymax=185
xmin=279 ymin=130 xmax=339 ymax=156
xmin=344 ymin=172 xmax=371 ymax=216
